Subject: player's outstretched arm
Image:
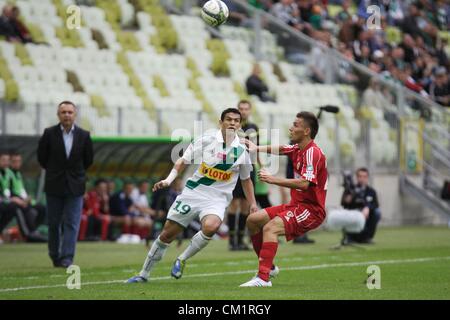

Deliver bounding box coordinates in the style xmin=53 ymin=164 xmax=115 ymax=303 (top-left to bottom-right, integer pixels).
xmin=242 ymin=139 xmax=283 ymax=155
xmin=258 ymin=168 xmax=310 ymax=191
xmin=152 ymin=158 xmax=188 ymax=192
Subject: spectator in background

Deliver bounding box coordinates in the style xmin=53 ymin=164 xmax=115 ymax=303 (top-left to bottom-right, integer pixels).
xmin=9 ymin=152 xmax=47 ymax=242
xmin=309 ymin=4 xmax=323 ymax=30
xmin=308 ymin=40 xmax=329 ymax=83
xmin=9 ymin=6 xmax=32 ymax=43
xmin=0 ymin=151 xmax=19 ymax=238
xmin=435 ymin=0 xmax=449 ymax=31
xmin=335 ymin=0 xmax=353 ymax=24
xmin=246 ymin=63 xmax=276 ymax=102
xmin=0 ymin=4 xmax=32 ymax=43
xmin=109 ymin=181 xmax=135 ymax=238
xmin=131 ymin=180 xmax=155 ymax=242
xmin=107 ymin=179 xmax=116 ymax=197
xmin=427 ymin=66 xmax=450 ymax=107
xmin=270 ymin=0 xmax=303 ymax=31
xmin=399 ymin=34 xmax=419 ymax=64
xmin=337 ymin=46 xmax=359 ymax=85
xmin=109 ymin=181 xmax=152 ymax=240
xmin=79 ymin=179 xmax=111 ymax=241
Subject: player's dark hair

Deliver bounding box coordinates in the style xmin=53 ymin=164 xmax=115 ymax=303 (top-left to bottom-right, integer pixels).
xmin=237 ymin=100 xmax=252 ymax=108
xmin=0 ymin=149 xmax=10 ymax=157
xmin=296 ymin=111 xmax=319 ymax=139
xmin=221 ymin=108 xmax=241 ymax=122
xmin=356 ymin=167 xmax=369 ymax=175
xmin=58 ymin=100 xmax=77 ymax=110
xmin=9 ymin=150 xmax=20 ymax=157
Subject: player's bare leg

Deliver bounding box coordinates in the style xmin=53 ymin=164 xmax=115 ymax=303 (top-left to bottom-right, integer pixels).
xmin=172 ymin=214 xmax=221 ymax=279
xmin=240 ymin=216 xmax=284 ymax=287
xmin=127 ymin=220 xmax=183 ymax=283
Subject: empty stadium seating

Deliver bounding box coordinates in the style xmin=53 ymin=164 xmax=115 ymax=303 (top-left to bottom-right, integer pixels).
xmin=0 ymin=0 xmax=403 ymax=165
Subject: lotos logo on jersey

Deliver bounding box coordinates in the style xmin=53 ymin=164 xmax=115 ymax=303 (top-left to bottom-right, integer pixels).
xmin=199 ymin=163 xmax=233 ymax=181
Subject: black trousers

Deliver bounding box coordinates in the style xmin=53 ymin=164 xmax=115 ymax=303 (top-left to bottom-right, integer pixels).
xmin=347 ymin=209 xmax=381 ymax=242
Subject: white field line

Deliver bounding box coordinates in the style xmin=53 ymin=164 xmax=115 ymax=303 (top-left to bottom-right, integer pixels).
xmin=1 ymin=256 xmax=449 ymax=293
xmin=1 ymin=255 xmax=340 ymax=280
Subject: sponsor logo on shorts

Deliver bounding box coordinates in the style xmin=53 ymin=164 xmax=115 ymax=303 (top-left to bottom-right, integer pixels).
xmin=200 ymin=163 xmax=233 ymax=181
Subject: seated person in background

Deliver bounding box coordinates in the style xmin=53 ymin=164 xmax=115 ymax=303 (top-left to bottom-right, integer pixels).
xmin=109 ymin=181 xmax=151 ymax=240
xmin=427 ymin=66 xmax=450 ymax=107
xmin=245 ymin=63 xmax=276 ymax=102
xmin=80 ymin=179 xmax=111 ymax=241
xmin=327 ymin=168 xmax=381 ymax=245
xmin=130 ymin=180 xmax=154 ymax=242
xmin=1 ymin=151 xmax=46 ymax=242
xmin=0 ymin=5 xmax=32 ymax=43
xmin=107 ymin=179 xmax=116 ymax=197
xmin=9 ymin=152 xmax=47 ymax=242
xmin=9 ymin=6 xmax=32 ymax=43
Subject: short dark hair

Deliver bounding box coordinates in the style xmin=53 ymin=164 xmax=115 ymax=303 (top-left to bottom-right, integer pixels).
xmin=0 ymin=150 xmax=10 ymax=157
xmin=220 ymin=108 xmax=241 ymax=122
xmin=58 ymin=100 xmax=77 ymax=109
xmin=296 ymin=111 xmax=319 ymax=139
xmin=356 ymin=167 xmax=369 ymax=175
xmin=237 ymin=100 xmax=252 ymax=108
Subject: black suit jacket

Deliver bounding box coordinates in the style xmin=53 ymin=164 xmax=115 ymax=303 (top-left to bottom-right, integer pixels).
xmin=37 ymin=124 xmax=94 ymax=196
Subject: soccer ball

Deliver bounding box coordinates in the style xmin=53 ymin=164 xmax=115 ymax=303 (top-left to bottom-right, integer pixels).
xmin=201 ymin=0 xmax=229 ymax=27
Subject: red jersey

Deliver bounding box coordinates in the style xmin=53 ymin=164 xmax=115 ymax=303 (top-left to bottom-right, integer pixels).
xmin=281 ymin=140 xmax=328 ymax=215
xmin=83 ymin=190 xmax=108 ymax=217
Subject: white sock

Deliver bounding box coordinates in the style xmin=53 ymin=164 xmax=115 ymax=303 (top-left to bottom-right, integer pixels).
xmin=178 ymin=231 xmax=212 ymax=261
xmin=139 ymin=237 xmax=169 ymax=279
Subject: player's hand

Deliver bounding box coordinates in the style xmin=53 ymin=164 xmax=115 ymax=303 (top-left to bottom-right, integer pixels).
xmin=258 ymin=168 xmax=275 ymax=184
xmin=152 ymin=180 xmax=170 ymax=192
xmin=241 ymin=138 xmax=257 ymax=153
xmin=249 ymin=203 xmax=259 ymax=214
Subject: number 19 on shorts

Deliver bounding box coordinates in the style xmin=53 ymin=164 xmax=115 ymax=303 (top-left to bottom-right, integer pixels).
xmin=174 ymin=201 xmax=191 ymax=215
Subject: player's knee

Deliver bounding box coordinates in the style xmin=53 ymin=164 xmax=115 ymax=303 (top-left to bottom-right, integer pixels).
xmin=246 ymin=213 xmax=259 ymax=227
xmin=202 ymin=218 xmax=221 ymax=235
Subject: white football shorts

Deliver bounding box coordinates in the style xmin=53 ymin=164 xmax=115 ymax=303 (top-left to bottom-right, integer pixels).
xmin=166 ymin=190 xmax=229 ymax=228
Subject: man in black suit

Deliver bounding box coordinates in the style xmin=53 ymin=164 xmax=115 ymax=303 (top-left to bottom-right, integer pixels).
xmin=37 ymin=101 xmax=94 ymax=267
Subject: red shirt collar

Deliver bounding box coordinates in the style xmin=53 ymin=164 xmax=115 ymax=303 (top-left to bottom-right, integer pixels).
xmin=297 ymin=140 xmax=316 ymax=156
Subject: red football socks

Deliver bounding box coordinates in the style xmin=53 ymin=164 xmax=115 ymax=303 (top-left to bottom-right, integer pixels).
xmin=258 ymin=242 xmax=278 ymax=282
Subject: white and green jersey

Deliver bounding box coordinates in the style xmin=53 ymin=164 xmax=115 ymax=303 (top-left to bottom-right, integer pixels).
xmin=181 ymin=130 xmax=253 ymax=202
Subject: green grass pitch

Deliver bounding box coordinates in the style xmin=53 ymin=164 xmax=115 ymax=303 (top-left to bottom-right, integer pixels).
xmin=0 ymin=226 xmax=449 ymax=300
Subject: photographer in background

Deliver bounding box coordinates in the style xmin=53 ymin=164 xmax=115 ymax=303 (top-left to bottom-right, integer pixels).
xmin=326 ymin=168 xmax=381 ymax=245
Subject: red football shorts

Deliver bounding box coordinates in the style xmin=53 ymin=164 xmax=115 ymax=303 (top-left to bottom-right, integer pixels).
xmin=265 ymin=204 xmax=325 ymax=241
